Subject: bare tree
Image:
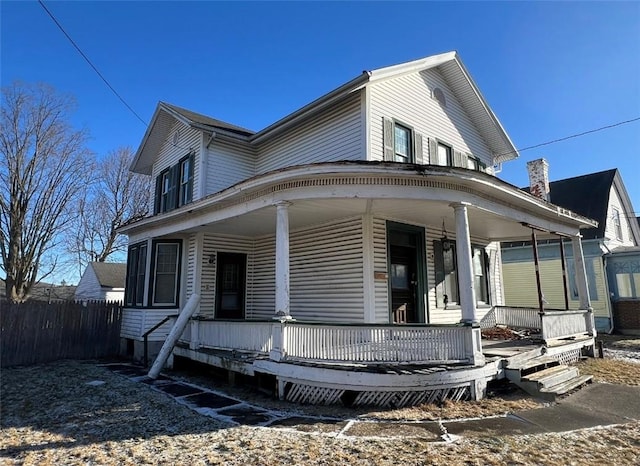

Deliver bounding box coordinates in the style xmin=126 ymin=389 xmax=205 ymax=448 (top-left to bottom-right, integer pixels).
xmin=68 ymin=147 xmax=150 ymax=274
xmin=0 ymin=82 xmax=92 ymax=302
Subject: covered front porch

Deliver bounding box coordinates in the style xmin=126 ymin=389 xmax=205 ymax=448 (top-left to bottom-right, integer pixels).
xmin=121 ymin=162 xmax=598 ymax=406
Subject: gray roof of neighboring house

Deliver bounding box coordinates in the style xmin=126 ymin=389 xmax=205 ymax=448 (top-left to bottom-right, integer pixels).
xmin=90 ymin=262 xmax=126 ymax=289
xmin=161 ymin=102 xmax=255 ymax=137
xmin=525 ymin=169 xmax=618 ymax=240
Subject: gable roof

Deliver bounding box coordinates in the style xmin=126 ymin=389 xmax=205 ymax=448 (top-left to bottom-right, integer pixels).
xmin=132 ymin=51 xmax=518 ymax=174
xmin=90 ymin=262 xmax=126 ymax=289
xmin=525 ymin=169 xmax=616 ymax=240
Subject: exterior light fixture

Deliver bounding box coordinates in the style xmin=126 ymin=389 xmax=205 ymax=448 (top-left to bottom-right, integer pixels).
xmin=441 ymin=219 xmax=451 ymax=252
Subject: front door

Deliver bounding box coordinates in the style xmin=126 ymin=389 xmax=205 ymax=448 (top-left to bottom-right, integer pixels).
xmin=390 ymin=245 xmax=418 ymax=323
xmin=215 ymin=252 xmax=246 ymax=319
xmin=387 ymin=223 xmax=426 ymax=324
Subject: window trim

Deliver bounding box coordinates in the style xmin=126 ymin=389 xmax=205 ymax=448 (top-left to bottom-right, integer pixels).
xmin=154 ymin=152 xmax=194 ymax=215
xmin=393 ymin=122 xmax=413 ymax=163
xmin=437 ymin=141 xmax=453 ymax=167
xmin=178 ymin=153 xmax=194 ymax=207
xmin=149 ymin=239 xmax=182 ymax=308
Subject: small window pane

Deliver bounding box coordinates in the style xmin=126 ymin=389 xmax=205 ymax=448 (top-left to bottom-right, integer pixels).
xmin=391 ymin=264 xmax=409 ymax=289
xmin=437 ymin=143 xmax=451 ymax=166
xmin=394 ymin=125 xmax=410 ymax=162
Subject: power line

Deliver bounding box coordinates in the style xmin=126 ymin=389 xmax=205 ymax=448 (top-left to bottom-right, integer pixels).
xmin=500 ymin=117 xmax=640 ymax=158
xmin=38 ymin=0 xmax=147 ymax=127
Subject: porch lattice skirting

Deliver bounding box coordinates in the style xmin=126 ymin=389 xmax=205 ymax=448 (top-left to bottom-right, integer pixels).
xmin=284 ymin=382 xmax=470 ymax=408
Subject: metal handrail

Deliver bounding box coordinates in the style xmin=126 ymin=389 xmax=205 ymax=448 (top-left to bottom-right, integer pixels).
xmin=142 ymin=315 xmax=178 ymax=367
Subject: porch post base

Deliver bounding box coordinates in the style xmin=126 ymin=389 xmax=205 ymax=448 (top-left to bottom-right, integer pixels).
xmin=464 ymin=325 xmax=485 ymax=367
xmin=470 ymin=378 xmax=488 ymax=401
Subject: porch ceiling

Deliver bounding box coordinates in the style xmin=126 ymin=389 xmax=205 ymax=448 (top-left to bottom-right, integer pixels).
xmin=187 ymin=198 xmax=552 ymax=241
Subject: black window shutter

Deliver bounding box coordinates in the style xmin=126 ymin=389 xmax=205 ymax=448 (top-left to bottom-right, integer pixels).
xmin=414 ymin=133 xmax=423 ymax=164
xmin=383 ymin=117 xmax=395 ymax=161
xmin=433 ymin=240 xmax=445 ymax=308
xmin=154 ymin=175 xmax=162 ymax=214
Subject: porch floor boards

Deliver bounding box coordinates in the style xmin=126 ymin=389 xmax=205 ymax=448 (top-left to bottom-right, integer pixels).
xmin=481 ymin=339 xmax=542 ymax=359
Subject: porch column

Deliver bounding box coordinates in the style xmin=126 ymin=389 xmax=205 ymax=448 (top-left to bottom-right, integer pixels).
xmin=275 ymin=201 xmax=291 ymax=318
xmin=571 ymin=235 xmax=591 ymax=310
xmin=451 ymin=202 xmax=477 ymax=323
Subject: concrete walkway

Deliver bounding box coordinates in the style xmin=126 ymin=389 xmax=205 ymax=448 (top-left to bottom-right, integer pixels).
xmin=103 ymin=364 xmax=640 ymax=441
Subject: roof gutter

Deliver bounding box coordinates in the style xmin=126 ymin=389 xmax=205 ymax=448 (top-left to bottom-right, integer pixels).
xmin=250 ymin=72 xmax=371 ymax=144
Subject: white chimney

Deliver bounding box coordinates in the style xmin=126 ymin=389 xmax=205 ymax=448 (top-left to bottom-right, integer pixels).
xmin=527 ymin=158 xmax=550 ymax=201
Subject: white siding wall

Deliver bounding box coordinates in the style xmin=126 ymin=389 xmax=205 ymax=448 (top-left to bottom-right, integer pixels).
xmin=604 ymin=185 xmax=637 ymax=248
xmin=368 ymin=69 xmax=494 ymax=169
xmin=150 ymin=121 xmax=202 ymax=202
xmin=255 ymin=92 xmax=364 ymax=175
xmin=74 ymin=266 xmax=100 ymax=300
xmin=205 ymin=139 xmax=256 ymax=195
xmin=372 ymin=217 xmax=389 ymax=322
xmin=241 ymin=217 xmax=366 ymax=322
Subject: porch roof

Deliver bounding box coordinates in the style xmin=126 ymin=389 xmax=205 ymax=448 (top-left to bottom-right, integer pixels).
xmin=119 ymin=162 xmax=597 ymax=241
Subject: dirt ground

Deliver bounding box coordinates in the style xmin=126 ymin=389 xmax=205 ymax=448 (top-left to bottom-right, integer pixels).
xmin=1 ymin=336 xmax=639 ymax=465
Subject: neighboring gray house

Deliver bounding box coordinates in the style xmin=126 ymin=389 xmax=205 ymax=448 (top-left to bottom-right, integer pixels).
xmin=502 ymin=164 xmax=640 ymax=331
xmin=75 ymin=262 xmax=126 ymax=302
xmin=118 ymin=52 xmax=599 ymax=407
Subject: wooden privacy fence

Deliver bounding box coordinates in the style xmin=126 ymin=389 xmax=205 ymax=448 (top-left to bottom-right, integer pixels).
xmin=1 ymin=300 xmax=122 ymax=367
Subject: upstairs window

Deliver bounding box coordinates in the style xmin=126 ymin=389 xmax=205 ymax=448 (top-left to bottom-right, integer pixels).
xmin=436 ymin=142 xmax=453 ymax=166
xmin=612 ymin=207 xmax=623 ymax=240
xmin=178 ymin=155 xmax=194 ymax=206
xmin=383 ymin=117 xmax=423 ymax=163
xmin=154 ymin=152 xmax=194 ymax=214
xmin=394 ymin=124 xmax=412 ymax=163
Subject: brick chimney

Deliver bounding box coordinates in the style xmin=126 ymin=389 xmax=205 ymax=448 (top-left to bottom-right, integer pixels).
xmin=527 ymin=158 xmax=550 ymax=201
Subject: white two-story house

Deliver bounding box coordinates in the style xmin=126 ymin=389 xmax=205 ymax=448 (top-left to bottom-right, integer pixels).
xmin=119 ymin=52 xmax=598 ymax=407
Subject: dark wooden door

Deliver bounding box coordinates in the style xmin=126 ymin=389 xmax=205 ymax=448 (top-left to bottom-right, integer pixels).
xmin=215 ymin=252 xmax=246 ymax=319
xmin=390 ymin=245 xmax=418 ymax=323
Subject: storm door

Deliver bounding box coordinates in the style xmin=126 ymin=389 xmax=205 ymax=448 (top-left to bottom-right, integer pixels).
xmin=215 ymin=252 xmax=246 ymax=319
xmin=387 ymin=223 xmax=427 ymax=324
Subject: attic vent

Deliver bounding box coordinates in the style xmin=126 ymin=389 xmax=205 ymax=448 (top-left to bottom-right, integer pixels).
xmin=432 ymin=88 xmax=446 ymax=107
xmin=172 ymin=130 xmax=180 ymax=146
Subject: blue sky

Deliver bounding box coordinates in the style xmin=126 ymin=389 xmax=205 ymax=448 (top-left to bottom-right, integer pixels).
xmin=2 ymin=1 xmax=640 ymax=281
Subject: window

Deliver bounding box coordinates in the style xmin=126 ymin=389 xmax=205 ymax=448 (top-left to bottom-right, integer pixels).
xmin=154 ymin=152 xmax=194 ymax=214
xmin=437 ymin=142 xmax=452 ymax=166
xmin=125 ymin=242 xmax=147 ymax=306
xmin=383 ymin=118 xmax=421 ymax=163
xmin=151 ymin=241 xmax=181 ymax=306
xmin=159 ymin=169 xmax=171 ymax=213
xmin=434 ymin=240 xmax=489 ymax=307
xmin=178 ymin=155 xmax=193 ymax=206
xmin=612 ymin=207 xmax=623 ymax=240
xmin=566 ymin=257 xmax=599 ymax=300
xmin=394 ymin=124 xmax=412 ymax=162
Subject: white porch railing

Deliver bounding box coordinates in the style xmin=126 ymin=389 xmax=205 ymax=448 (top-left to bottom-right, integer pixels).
xmin=189 ymin=320 xmax=273 ymax=353
xmin=541 ymin=310 xmax=593 ymax=341
xmin=481 ymin=306 xmax=542 ymax=330
xmin=282 ymin=323 xmax=474 ymax=364
xmin=481 ymin=306 xmax=595 ymax=343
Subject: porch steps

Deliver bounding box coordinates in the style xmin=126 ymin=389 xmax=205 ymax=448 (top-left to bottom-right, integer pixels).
xmin=506 ymin=354 xmax=592 ymax=401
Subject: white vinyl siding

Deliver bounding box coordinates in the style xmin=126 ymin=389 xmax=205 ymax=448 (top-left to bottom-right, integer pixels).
xmin=226 ymin=217 xmax=366 ymax=322
xmin=368 ymin=68 xmax=493 ymax=170
xmin=289 ymin=217 xmax=364 ymax=322
xmin=74 ymin=266 xmax=100 ymax=300
xmin=255 ymin=92 xmax=364 ymax=175
xmin=604 ymin=186 xmax=635 ymax=248
xmin=151 ymin=121 xmax=202 ymax=205
xmin=372 ymin=217 xmax=389 ymax=322
xmin=206 ymin=139 xmax=256 ymax=195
